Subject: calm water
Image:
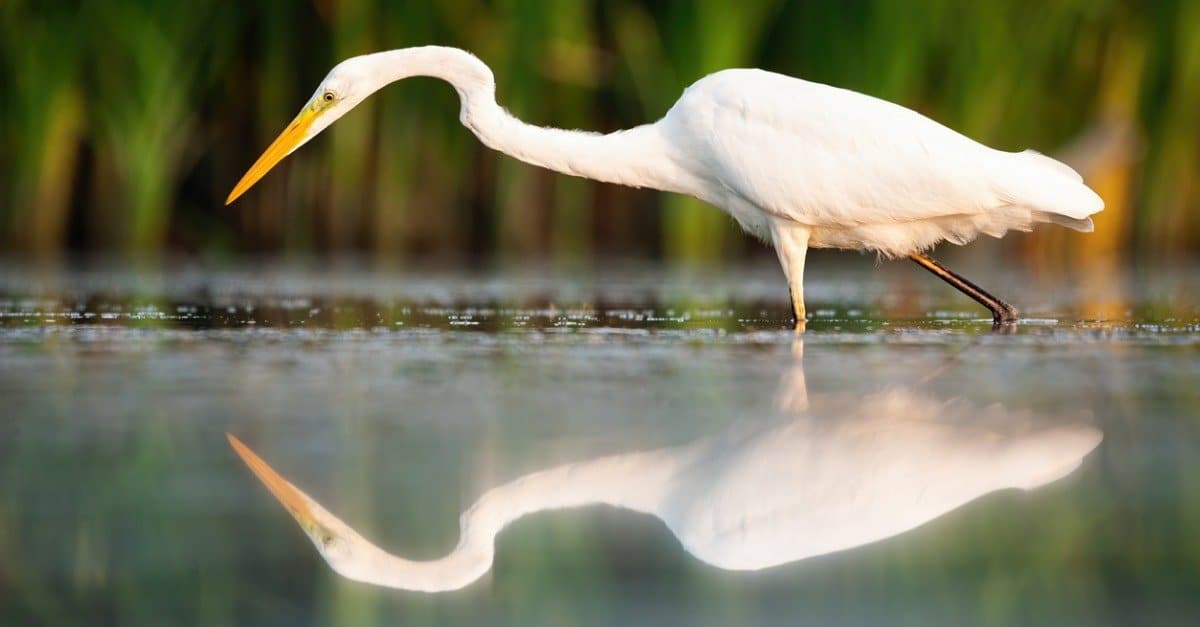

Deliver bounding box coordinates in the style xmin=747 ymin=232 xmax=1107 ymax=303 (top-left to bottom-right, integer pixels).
xmin=1 ymin=258 xmax=1198 ymax=626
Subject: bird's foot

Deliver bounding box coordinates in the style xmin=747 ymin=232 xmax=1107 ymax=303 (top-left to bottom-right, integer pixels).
xmin=991 ymin=320 xmax=1017 ymax=335
xmin=990 ymin=302 xmax=1018 ymax=331
xmin=791 ymin=304 xmax=807 ymax=332
xmin=991 ymin=304 xmax=1018 ymax=334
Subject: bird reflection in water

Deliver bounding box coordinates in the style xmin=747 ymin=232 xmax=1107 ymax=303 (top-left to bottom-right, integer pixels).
xmin=228 ymin=340 xmax=1101 ymax=593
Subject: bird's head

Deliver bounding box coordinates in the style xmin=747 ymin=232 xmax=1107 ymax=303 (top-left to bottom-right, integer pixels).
xmin=225 ymin=57 xmax=377 ymax=205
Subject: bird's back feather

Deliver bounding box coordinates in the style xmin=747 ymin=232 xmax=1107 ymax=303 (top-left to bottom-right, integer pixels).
xmin=1019 ymin=149 xmax=1082 ymax=182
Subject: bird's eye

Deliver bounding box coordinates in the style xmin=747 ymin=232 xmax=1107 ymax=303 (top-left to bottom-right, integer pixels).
xmin=322 ymin=92 xmax=335 ymax=102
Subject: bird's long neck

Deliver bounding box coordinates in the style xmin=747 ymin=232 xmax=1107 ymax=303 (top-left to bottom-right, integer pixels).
xmin=373 ymin=46 xmax=688 ymax=192
xmin=345 ymin=446 xmax=682 ymax=592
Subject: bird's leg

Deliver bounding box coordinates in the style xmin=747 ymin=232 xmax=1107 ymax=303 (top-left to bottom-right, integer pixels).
xmin=790 ymin=296 xmax=806 ymax=331
xmin=770 ymin=223 xmax=811 ymax=331
xmin=908 ymin=252 xmax=1018 ymax=327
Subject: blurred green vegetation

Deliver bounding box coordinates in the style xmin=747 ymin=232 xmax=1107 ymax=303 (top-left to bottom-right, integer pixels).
xmin=0 ymin=0 xmax=1197 ymax=261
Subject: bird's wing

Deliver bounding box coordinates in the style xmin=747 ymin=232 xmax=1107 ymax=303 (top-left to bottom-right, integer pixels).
xmin=671 ymin=70 xmax=1016 ymax=229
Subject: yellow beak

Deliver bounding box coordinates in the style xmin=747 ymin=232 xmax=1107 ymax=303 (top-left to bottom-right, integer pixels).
xmin=227 ymin=433 xmax=314 ymax=528
xmin=225 ymin=109 xmax=317 ymax=205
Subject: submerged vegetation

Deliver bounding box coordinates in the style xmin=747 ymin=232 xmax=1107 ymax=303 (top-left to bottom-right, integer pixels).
xmin=0 ymin=1 xmax=1196 ymax=262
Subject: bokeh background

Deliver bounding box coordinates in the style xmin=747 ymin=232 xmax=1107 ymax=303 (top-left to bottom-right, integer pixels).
xmin=1 ymin=0 xmax=1196 ymax=264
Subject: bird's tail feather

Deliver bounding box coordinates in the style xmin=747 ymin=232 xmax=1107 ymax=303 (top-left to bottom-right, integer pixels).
xmin=1035 ymin=211 xmax=1094 ymax=233
xmin=995 ymin=150 xmax=1104 ymax=223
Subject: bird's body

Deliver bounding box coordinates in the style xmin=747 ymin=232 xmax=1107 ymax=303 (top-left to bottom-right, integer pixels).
xmin=661 ymin=69 xmax=1099 ymax=254
xmin=227 ymin=46 xmax=1104 ymax=327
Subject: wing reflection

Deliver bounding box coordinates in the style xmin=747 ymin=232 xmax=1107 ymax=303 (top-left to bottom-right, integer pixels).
xmin=229 ymin=339 xmax=1101 ymax=592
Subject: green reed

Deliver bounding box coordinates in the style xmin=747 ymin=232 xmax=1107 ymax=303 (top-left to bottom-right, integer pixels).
xmin=0 ymin=0 xmax=1197 ymax=260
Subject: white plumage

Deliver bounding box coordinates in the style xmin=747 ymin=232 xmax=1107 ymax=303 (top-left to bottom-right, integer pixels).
xmin=227 ymin=46 xmax=1104 ymax=327
xmin=664 ymin=69 xmax=1102 ymax=255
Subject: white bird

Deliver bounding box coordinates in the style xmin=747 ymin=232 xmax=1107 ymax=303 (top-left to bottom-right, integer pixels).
xmin=227 ymin=345 xmax=1101 ymax=593
xmin=226 ymin=46 xmax=1104 ymax=328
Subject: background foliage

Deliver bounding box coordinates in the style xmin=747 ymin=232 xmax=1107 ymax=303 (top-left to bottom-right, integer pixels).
xmin=1 ymin=0 xmax=1196 ymax=262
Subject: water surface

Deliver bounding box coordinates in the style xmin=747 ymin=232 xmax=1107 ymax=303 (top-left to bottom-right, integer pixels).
xmin=1 ymin=259 xmax=1198 ymax=626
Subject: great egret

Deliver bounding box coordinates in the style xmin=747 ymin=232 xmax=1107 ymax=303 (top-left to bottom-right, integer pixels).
xmin=227 ymin=341 xmax=1101 ymax=593
xmin=226 ymin=46 xmax=1104 ymax=328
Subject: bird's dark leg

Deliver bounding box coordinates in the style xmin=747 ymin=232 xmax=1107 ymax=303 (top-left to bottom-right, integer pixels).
xmin=908 ymin=252 xmax=1018 ymax=328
